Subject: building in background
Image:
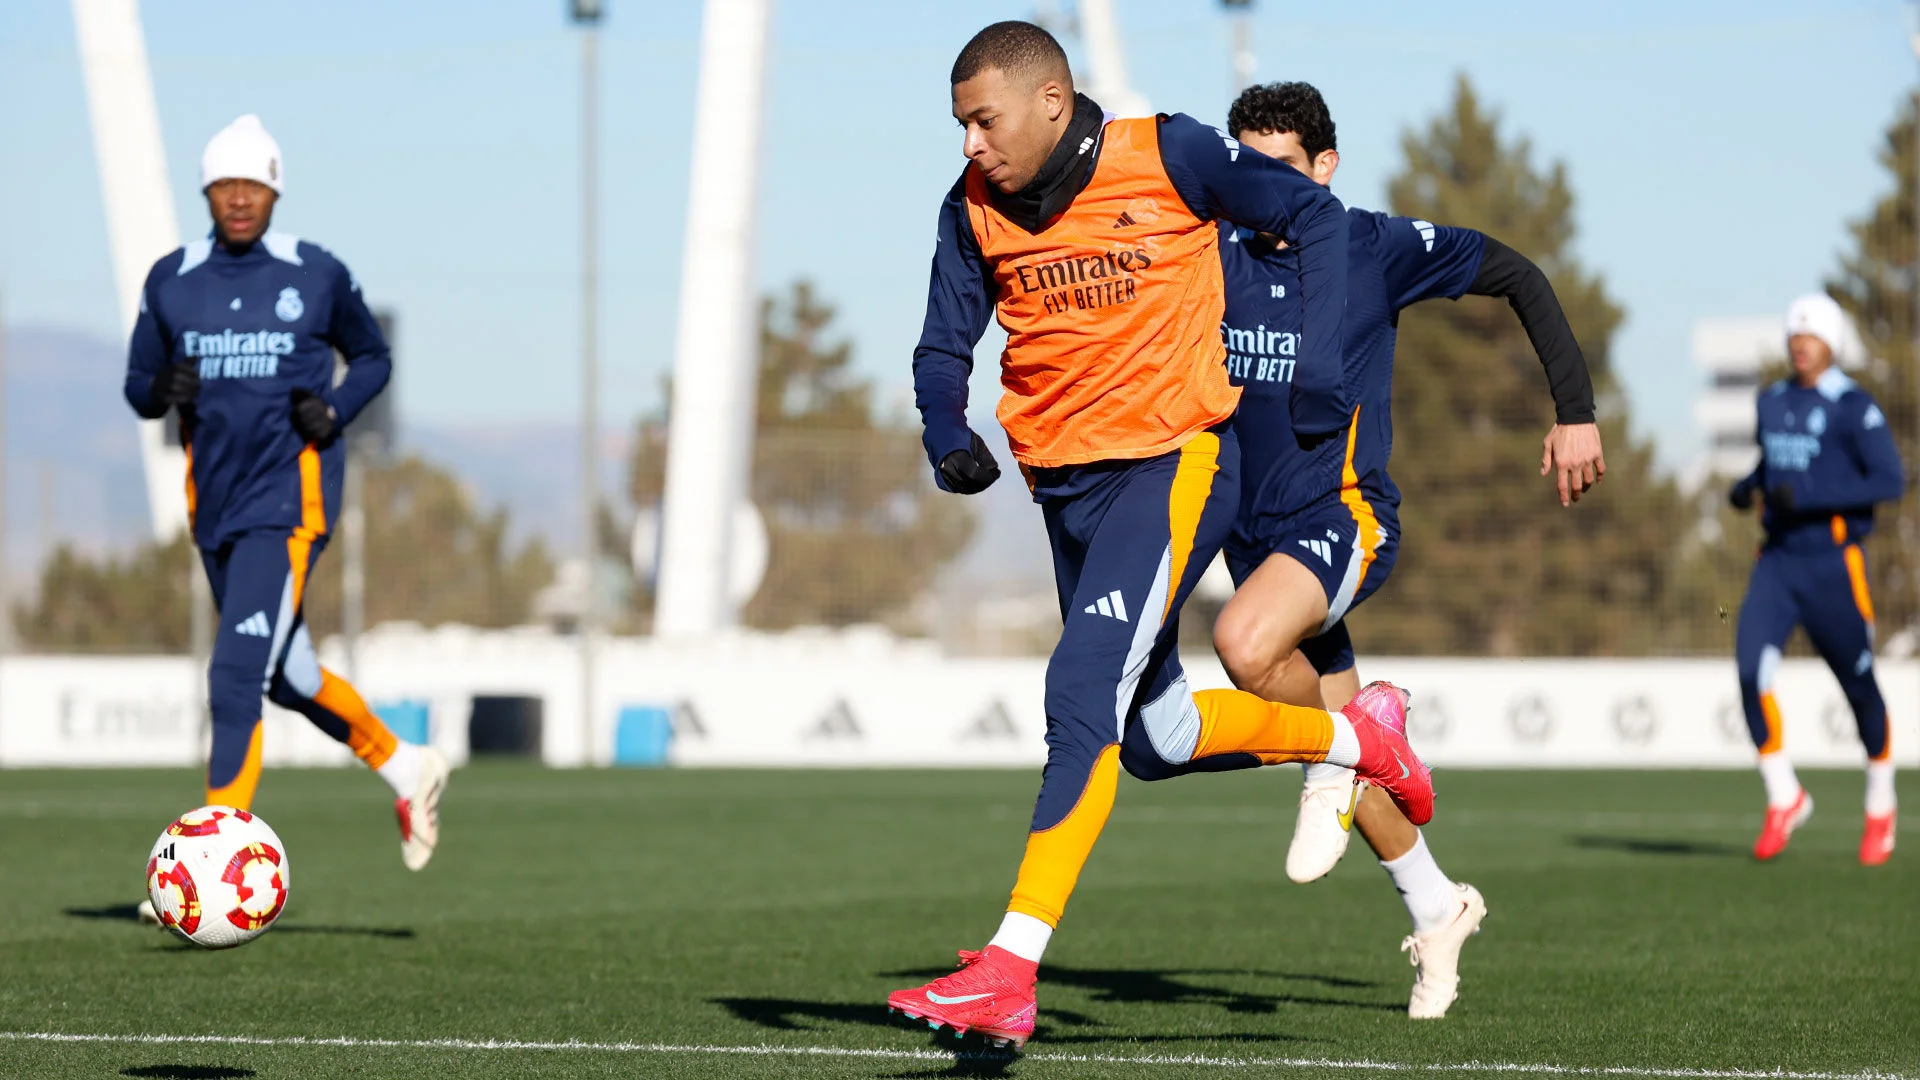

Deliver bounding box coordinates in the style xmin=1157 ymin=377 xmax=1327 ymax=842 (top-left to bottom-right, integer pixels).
xmin=1690 ymin=316 xmax=1778 ymax=484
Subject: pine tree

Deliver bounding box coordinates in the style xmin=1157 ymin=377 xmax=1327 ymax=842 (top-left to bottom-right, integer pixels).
xmin=13 ymin=534 xmax=196 ymax=651
xmin=15 ymin=456 xmax=554 ymax=650
xmin=302 ymin=456 xmax=556 ymax=633
xmin=1346 ymin=76 xmax=1717 ymax=656
xmin=1826 ymin=91 xmax=1920 ymax=643
xmin=629 ymin=280 xmax=974 ymax=630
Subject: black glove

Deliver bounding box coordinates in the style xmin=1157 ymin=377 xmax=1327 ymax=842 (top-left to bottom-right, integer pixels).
xmin=1728 ymin=479 xmax=1756 ymax=511
xmin=1764 ymin=483 xmax=1797 ymax=513
xmin=290 ymin=389 xmax=338 ymax=444
xmin=938 ymin=432 xmax=1001 ymax=495
xmin=148 ymin=362 xmax=201 ymax=410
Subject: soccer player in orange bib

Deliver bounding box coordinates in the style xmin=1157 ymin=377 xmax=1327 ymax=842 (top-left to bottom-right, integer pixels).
xmin=886 ymin=23 xmax=1434 ymax=1048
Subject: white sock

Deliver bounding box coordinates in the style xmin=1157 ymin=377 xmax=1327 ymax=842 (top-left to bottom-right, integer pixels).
xmin=1304 ymin=761 xmax=1356 ymax=786
xmin=1380 ymin=832 xmax=1456 ymax=933
xmin=1758 ymin=751 xmax=1802 ymax=809
xmin=1322 ymin=710 xmax=1361 ymax=768
xmin=376 ymin=741 xmax=422 ymax=799
xmin=1866 ymin=760 xmax=1897 ymax=817
xmin=988 ymin=911 xmax=1052 ymax=963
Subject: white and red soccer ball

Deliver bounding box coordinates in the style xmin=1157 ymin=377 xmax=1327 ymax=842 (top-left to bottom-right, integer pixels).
xmin=145 ymin=805 xmax=290 ymax=949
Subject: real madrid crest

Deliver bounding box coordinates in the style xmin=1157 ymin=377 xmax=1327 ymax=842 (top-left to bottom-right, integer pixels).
xmin=275 ymin=286 xmax=304 ymax=322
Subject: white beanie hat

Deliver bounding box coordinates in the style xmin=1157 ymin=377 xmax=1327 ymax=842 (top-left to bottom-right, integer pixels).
xmin=200 ymin=114 xmax=284 ymax=195
xmin=1784 ymin=292 xmax=1866 ymax=370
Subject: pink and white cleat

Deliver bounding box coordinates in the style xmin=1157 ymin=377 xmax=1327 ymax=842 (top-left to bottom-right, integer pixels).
xmin=887 ymin=946 xmax=1037 ymax=1049
xmin=1861 ymin=811 xmax=1895 ymax=866
xmin=396 ymin=748 xmax=450 ymax=871
xmin=1344 ymin=681 xmax=1434 ymax=826
xmin=1753 ymin=791 xmax=1812 ymax=861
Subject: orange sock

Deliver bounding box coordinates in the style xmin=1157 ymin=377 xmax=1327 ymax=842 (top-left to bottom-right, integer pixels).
xmin=1191 ymin=688 xmax=1335 ymax=766
xmin=313 ymin=669 xmax=398 ymax=770
xmin=1007 ymin=745 xmax=1121 ymax=928
xmin=206 ymin=720 xmax=264 ymax=811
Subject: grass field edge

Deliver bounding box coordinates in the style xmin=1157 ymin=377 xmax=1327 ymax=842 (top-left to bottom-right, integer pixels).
xmin=2 ymin=1031 xmax=1911 ymax=1080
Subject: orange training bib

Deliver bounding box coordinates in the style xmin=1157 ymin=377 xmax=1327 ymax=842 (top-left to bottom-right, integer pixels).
xmin=965 ymin=116 xmax=1239 ymax=469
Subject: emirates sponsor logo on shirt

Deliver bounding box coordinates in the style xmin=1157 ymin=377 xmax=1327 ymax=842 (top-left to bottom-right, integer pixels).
xmin=182 ymin=328 xmax=296 ymax=380
xmin=1221 ymin=321 xmax=1298 ymax=383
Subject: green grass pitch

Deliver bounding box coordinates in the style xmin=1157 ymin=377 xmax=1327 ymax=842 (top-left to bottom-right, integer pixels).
xmin=1 ymin=764 xmax=1915 ymax=1078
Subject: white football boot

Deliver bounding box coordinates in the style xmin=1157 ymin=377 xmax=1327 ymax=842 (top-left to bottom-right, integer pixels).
xmin=397 ymin=747 xmax=450 ymax=871
xmin=1401 ymin=882 xmax=1488 ymax=1019
xmin=1286 ymin=769 xmax=1364 ymax=883
xmin=136 ymin=899 xmax=161 ymax=927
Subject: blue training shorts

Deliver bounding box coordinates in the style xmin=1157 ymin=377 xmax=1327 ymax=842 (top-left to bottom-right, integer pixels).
xmin=1225 ymin=491 xmax=1399 ymax=676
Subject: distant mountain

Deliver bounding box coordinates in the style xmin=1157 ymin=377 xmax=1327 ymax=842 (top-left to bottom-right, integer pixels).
xmin=398 ymin=421 xmax=624 ymax=555
xmin=0 ymin=326 xmax=151 ymax=582
xmin=0 ymin=324 xmax=599 ymax=568
xmin=0 ymin=324 xmax=1055 ymax=604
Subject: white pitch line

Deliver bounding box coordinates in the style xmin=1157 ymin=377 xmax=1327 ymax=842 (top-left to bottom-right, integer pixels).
xmin=0 ymin=1031 xmax=1910 ymax=1080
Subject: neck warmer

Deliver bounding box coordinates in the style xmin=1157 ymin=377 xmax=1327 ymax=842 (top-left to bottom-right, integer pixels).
xmin=990 ymin=93 xmax=1106 ymax=234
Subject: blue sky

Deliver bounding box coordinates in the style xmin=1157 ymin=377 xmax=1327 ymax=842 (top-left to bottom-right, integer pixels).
xmin=2 ymin=0 xmax=1915 ymax=474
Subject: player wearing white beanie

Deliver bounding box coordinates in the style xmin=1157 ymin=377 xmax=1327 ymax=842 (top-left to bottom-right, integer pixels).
xmin=1784 ymin=292 xmax=1864 ymax=371
xmin=200 ymin=113 xmax=284 ymax=195
xmin=124 ymin=111 xmax=449 ymax=938
xmin=1728 ymin=290 xmax=1906 ymax=867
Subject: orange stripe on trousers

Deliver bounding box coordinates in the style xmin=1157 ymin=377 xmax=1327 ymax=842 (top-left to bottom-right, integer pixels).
xmin=1338 ymin=407 xmax=1382 ymax=594
xmin=288 ymin=445 xmax=397 ymax=768
xmin=206 ymin=720 xmax=264 ymax=811
xmin=285 ymin=446 xmax=329 ymax=613
xmin=1162 ymin=432 xmax=1221 ymax=622
xmin=1758 ymin=691 xmax=1784 ymax=755
xmin=1842 ymin=544 xmax=1876 ymax=624
xmin=316 ymin=670 xmax=398 ymax=769
xmin=1007 ymin=745 xmax=1121 ymax=928
xmin=1191 ymin=688 xmax=1335 ymax=764
xmin=183 ymin=444 xmax=198 ymax=527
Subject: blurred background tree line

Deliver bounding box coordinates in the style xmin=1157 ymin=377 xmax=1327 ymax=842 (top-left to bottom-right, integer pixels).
xmin=1340 ymin=76 xmax=1915 ymax=657
xmin=18 ymin=280 xmax=969 ymax=650
xmin=16 ymin=457 xmax=555 ymax=652
xmin=16 ymin=76 xmax=1915 ymax=657
xmin=624 ymin=279 xmax=974 ymax=632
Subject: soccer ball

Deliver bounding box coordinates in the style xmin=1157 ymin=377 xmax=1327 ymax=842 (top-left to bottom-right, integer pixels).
xmin=145 ymin=805 xmax=291 ymax=949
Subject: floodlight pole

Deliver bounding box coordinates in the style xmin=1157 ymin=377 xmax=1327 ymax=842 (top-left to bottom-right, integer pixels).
xmin=1221 ymin=0 xmax=1256 ymax=93
xmin=574 ymin=0 xmax=604 ymax=765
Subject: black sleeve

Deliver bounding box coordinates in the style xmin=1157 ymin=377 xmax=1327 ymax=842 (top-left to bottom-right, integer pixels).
xmin=1468 ymin=236 xmax=1595 ymax=424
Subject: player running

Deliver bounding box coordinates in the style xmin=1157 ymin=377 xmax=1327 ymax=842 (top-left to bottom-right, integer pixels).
xmin=1729 ymin=293 xmax=1904 ymax=865
xmin=1187 ymin=82 xmax=1602 ymax=1017
xmin=124 ymin=116 xmax=448 ymax=909
xmin=887 ymin=24 xmax=1433 ymax=1049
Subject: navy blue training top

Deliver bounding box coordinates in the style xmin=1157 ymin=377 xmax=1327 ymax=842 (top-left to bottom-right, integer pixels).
xmin=124 ymin=232 xmax=391 ymax=548
xmin=1221 ymin=209 xmax=1485 ymax=554
xmin=1744 ymin=368 xmax=1905 ymax=553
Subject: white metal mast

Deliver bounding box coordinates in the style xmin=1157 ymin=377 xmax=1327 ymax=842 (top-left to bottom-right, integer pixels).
xmin=1076 ymin=0 xmax=1150 ymax=117
xmin=71 ymin=0 xmax=190 ymax=542
xmin=654 ymin=0 xmax=775 ymax=638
